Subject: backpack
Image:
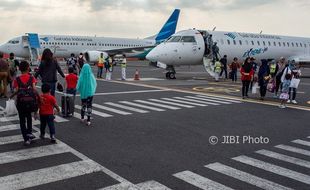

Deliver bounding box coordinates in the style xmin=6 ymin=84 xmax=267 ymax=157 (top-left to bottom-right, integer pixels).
xmin=16 ymin=76 xmax=38 ymax=112
xmin=67 ymin=57 xmax=76 ymax=68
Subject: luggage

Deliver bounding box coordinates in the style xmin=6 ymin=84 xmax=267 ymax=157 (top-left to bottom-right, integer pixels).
xmin=61 ymin=94 xmax=75 ymax=117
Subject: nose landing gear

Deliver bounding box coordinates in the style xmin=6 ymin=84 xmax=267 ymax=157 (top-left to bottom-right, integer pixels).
xmin=166 ymin=65 xmax=176 ymax=79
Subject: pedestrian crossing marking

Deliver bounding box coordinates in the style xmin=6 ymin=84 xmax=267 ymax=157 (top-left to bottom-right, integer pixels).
xmin=232 ymin=155 xmax=310 ymax=185
xmin=120 ymin=101 xmax=165 ymax=112
xmin=275 ymin=144 xmax=310 ymax=156
xmin=134 ymin=100 xmax=180 ymax=110
xmin=256 ymin=149 xmax=310 ymax=169
xmin=0 ymin=132 xmax=40 ymax=145
xmin=0 ymin=115 xmax=67 ymax=123
xmin=148 ymin=99 xmax=194 ymax=108
xmin=206 ymin=162 xmax=293 ymax=190
xmin=292 ymin=139 xmax=310 ymax=147
xmin=93 ymin=103 xmax=132 ymax=115
xmin=105 ymin=102 xmax=149 ymax=113
xmin=136 ymin=180 xmax=172 ymax=190
xmin=161 ymin=98 xmax=208 ymax=107
xmin=75 ymin=105 xmax=113 ymax=118
xmin=185 ymin=96 xmax=231 ymax=104
xmin=174 ymin=97 xmax=219 ymax=106
xmin=196 ymin=95 xmax=242 ymax=103
xmin=173 ymin=170 xmax=234 ymax=190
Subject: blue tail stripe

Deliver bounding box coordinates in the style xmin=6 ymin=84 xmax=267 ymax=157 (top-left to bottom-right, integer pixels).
xmin=155 ymin=9 xmax=180 ymax=43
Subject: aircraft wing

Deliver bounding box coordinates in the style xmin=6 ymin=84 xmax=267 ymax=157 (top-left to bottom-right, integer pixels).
xmin=97 ymin=45 xmax=156 ymax=55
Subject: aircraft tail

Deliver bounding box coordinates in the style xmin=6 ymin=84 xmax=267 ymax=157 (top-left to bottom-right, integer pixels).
xmin=145 ymin=9 xmax=180 ymax=43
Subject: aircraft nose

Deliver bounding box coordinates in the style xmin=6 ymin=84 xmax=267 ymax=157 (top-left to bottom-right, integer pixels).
xmin=146 ymin=49 xmax=157 ymax=62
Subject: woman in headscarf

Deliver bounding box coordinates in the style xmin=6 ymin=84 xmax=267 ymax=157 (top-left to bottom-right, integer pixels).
xmin=34 ymin=48 xmax=65 ymax=96
xmin=240 ymin=57 xmax=254 ymax=99
xmin=258 ymin=59 xmax=270 ymax=100
xmin=77 ymin=64 xmax=97 ymax=126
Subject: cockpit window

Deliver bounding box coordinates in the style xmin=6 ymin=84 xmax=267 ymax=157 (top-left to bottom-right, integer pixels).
xmin=167 ymin=36 xmax=182 ymax=42
xmin=180 ymin=36 xmax=196 ymax=43
xmin=8 ymin=40 xmax=19 ymax=44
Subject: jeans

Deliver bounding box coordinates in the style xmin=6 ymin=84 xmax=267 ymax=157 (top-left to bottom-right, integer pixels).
xmin=18 ymin=111 xmax=33 ymax=141
xmin=44 ymin=82 xmax=56 ymax=96
xmin=66 ymin=88 xmax=76 ymax=96
xmin=97 ymin=67 xmax=103 ymax=78
xmin=81 ymin=96 xmax=93 ymax=122
xmin=40 ymin=115 xmax=55 ymax=138
xmin=289 ymin=88 xmax=297 ymax=100
xmin=231 ymin=70 xmax=237 ymax=82
xmin=220 ymin=67 xmax=227 ymax=79
xmin=242 ymin=80 xmax=250 ymax=97
xmin=260 ymin=86 xmax=267 ymax=98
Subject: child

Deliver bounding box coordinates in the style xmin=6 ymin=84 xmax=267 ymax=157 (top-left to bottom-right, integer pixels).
xmin=279 ymin=74 xmax=291 ymax=109
xmin=65 ymin=67 xmax=78 ymax=96
xmin=10 ymin=61 xmax=38 ymax=145
xmin=77 ymin=64 xmax=97 ymax=126
xmin=38 ymin=83 xmax=60 ymax=143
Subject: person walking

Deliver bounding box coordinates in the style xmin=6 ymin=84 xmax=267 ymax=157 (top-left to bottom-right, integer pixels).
xmin=7 ymin=53 xmax=19 ymax=93
xmin=220 ymin=55 xmax=228 ymax=79
xmin=10 ymin=61 xmax=38 ymax=145
xmin=121 ymin=55 xmax=127 ymax=80
xmin=249 ymin=57 xmax=258 ymax=90
xmin=288 ymin=64 xmax=301 ymax=104
xmin=229 ymin=57 xmax=240 ymax=82
xmin=279 ymin=74 xmax=291 ymax=109
xmin=77 ymin=64 xmax=97 ymax=126
xmin=34 ymin=48 xmax=65 ymax=96
xmin=77 ymin=53 xmax=85 ymax=74
xmin=240 ymin=57 xmax=254 ymax=99
xmin=214 ymin=59 xmax=222 ymax=82
xmin=66 ymin=53 xmax=77 ymax=73
xmin=97 ymin=53 xmax=104 ymax=78
xmin=274 ymin=57 xmax=286 ymax=97
xmin=258 ymin=59 xmax=270 ymax=100
xmin=0 ymin=52 xmax=9 ymax=98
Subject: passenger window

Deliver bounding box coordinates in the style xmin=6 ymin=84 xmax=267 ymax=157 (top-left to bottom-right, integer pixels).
xmin=239 ymin=40 xmax=242 ymax=45
xmin=233 ymin=40 xmax=236 ymax=45
xmin=278 ymin=42 xmax=281 ymax=47
xmin=268 ymin=41 xmax=271 ymax=46
xmin=168 ymin=36 xmax=181 ymax=42
xmin=257 ymin=41 xmax=260 ymax=46
xmin=251 ymin=41 xmax=254 ymax=45
xmin=283 ymin=42 xmax=285 ymax=47
xmin=296 ymin=43 xmax=299 ymax=47
xmin=263 ymin=41 xmax=266 ymax=46
xmin=292 ymin=43 xmax=294 ymax=47
xmin=227 ymin=40 xmax=231 ymax=45
xmin=181 ymin=36 xmax=196 ymax=43
xmin=274 ymin=42 xmax=276 ymax=46
xmin=300 ymin=43 xmax=303 ymax=47
xmin=287 ymin=42 xmax=289 ymax=47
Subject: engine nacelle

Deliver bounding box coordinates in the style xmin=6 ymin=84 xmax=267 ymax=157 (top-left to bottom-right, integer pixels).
xmin=84 ymin=51 xmax=108 ymax=62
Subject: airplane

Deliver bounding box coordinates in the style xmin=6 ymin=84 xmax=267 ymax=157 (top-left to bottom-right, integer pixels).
xmin=0 ymin=9 xmax=180 ymax=64
xmin=146 ymin=29 xmax=310 ymax=79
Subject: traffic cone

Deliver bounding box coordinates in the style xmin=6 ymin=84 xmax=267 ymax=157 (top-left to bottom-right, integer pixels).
xmin=134 ymin=69 xmax=140 ymax=80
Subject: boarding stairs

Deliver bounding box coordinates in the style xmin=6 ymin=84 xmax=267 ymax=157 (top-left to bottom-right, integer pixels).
xmin=203 ymin=56 xmax=216 ymax=77
xmin=22 ymin=33 xmax=41 ymax=65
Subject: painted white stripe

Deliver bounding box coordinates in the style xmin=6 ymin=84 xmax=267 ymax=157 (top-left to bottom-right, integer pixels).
xmin=232 ymin=155 xmax=310 ymax=185
xmin=0 ymin=132 xmax=40 ymax=145
xmin=149 ymin=99 xmax=194 ymax=108
xmin=0 ymin=143 xmax=69 ymax=165
xmin=256 ymin=149 xmax=310 ymax=169
xmin=173 ymin=97 xmax=219 ymax=105
xmin=161 ymin=98 xmax=207 ymax=107
xmin=54 ymin=115 xmax=68 ymax=122
xmin=136 ymin=180 xmax=172 ymax=190
xmin=275 ymin=145 xmax=310 ymax=156
xmin=119 ymin=101 xmax=165 ymax=111
xmin=0 ymin=159 xmax=102 ymax=190
xmin=292 ymin=139 xmax=310 ymax=147
xmin=105 ymin=102 xmax=149 ymax=113
xmin=93 ymin=103 xmax=132 ymax=115
xmin=173 ymin=170 xmax=233 ymax=190
xmin=134 ymin=100 xmax=180 ymax=110
xmin=185 ymin=96 xmax=232 ymax=104
xmin=196 ymin=95 xmax=242 ymax=103
xmin=99 ymin=183 xmax=138 ymax=190
xmin=0 ymin=124 xmax=20 ymax=132
xmin=76 ymin=89 xmax=169 ymax=97
xmin=206 ymin=162 xmax=292 ymax=190
xmin=0 ymin=115 xmax=19 ymax=122
xmin=75 ymin=105 xmax=113 ymax=118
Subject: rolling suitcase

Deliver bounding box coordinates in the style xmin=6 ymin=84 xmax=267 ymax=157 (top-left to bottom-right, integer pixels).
xmin=61 ymin=94 xmax=75 ymax=117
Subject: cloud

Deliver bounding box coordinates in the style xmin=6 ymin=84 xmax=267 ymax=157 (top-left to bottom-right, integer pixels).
xmin=0 ymin=0 xmax=28 ymax=10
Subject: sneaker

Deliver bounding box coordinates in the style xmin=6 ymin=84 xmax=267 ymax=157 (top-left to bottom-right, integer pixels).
xmin=50 ymin=137 xmax=56 ymax=144
xmin=292 ymin=100 xmax=297 ymax=104
xmin=287 ymin=100 xmax=291 ymax=103
xmin=24 ymin=140 xmax=31 ymax=146
xmin=86 ymin=121 xmax=91 ymax=126
xmin=279 ymin=105 xmax=285 ymax=109
xmin=27 ymin=134 xmax=36 ymax=140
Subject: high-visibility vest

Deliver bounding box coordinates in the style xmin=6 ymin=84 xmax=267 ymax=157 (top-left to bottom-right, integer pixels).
xmin=215 ymin=61 xmax=222 ymax=73
xmin=121 ymin=59 xmax=127 ymax=68
xmin=98 ymin=57 xmax=104 ymax=67
xmin=270 ymin=64 xmax=276 ymax=74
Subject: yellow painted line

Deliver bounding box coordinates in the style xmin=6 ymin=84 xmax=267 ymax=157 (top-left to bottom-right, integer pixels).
xmin=102 ymin=79 xmax=310 ymax=112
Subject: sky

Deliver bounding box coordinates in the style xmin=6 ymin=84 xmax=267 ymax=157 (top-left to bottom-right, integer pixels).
xmin=0 ymin=0 xmax=310 ymax=43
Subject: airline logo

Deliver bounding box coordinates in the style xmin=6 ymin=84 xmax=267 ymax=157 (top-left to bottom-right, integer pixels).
xmin=40 ymin=37 xmax=49 ymax=42
xmin=243 ymin=47 xmax=268 ymax=57
xmin=224 ymin=33 xmax=237 ymax=39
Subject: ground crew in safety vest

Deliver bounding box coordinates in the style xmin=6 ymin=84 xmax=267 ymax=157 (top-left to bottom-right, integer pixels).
xmin=214 ymin=59 xmax=222 ymax=82
xmin=121 ymin=55 xmax=127 ymax=80
xmin=269 ymin=60 xmax=278 ymax=78
xmin=97 ymin=53 xmax=104 ymax=78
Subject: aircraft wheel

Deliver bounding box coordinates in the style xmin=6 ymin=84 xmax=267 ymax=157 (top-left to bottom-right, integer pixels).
xmin=168 ymin=72 xmax=176 ymax=79
xmin=166 ymin=72 xmax=170 ymax=79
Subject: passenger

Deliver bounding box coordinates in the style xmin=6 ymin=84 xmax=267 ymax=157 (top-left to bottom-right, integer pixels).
xmin=214 ymin=59 xmax=222 ymax=82
xmin=274 ymin=57 xmax=286 ymax=97
xmin=77 ymin=64 xmax=97 ymax=126
xmin=121 ymin=55 xmax=127 ymax=80
xmin=249 ymin=57 xmax=258 ymax=90
xmin=65 ymin=67 xmax=78 ymax=97
xmin=0 ymin=52 xmax=9 ymax=98
xmin=105 ymin=56 xmax=113 ymax=80
xmin=240 ymin=57 xmax=254 ymax=99
xmin=229 ymin=57 xmax=240 ymax=82
xmin=288 ymin=63 xmax=301 ymax=104
xmin=258 ymin=59 xmax=270 ymax=100
xmin=34 ymin=48 xmax=65 ymax=96
xmin=97 ymin=53 xmax=104 ymax=78
xmin=212 ymin=42 xmax=219 ymax=61
xmin=7 ymin=53 xmax=19 ymax=93
xmin=10 ymin=61 xmax=38 ymax=145
xmin=38 ymin=83 xmax=60 ymax=143
xmin=269 ymin=60 xmax=278 ymax=78
xmin=77 ymin=53 xmax=85 ymax=74
xmin=279 ymin=74 xmax=291 ymax=109
xmin=219 ymin=55 xmax=228 ymax=79
xmin=66 ymin=53 xmax=77 ymax=73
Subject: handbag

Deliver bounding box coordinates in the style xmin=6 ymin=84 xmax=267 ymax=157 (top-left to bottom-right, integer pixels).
xmin=289 ymin=78 xmax=300 ymax=88
xmin=252 ymin=82 xmax=258 ymax=94
xmin=267 ymin=81 xmax=275 ymax=92
xmin=279 ymin=93 xmax=289 ymax=100
xmin=4 ymin=99 xmax=18 ymax=116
